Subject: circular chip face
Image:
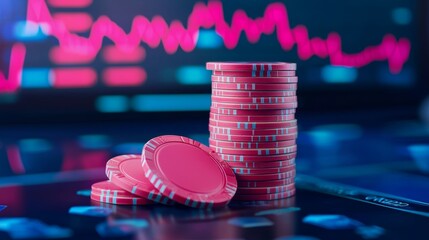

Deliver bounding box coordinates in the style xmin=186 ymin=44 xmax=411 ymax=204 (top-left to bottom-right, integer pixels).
xmin=210 ymin=132 xmax=298 ymax=142
xmin=209 ymin=119 xmax=297 ymax=129
xmin=141 ymin=135 xmax=237 ymax=208
xmin=236 ymin=170 xmax=295 ymax=181
xmin=211 ymin=145 xmax=297 ymax=156
xmin=232 ymin=164 xmax=295 ymax=175
xmin=211 ymin=75 xmax=298 ymax=84
xmin=226 ymin=158 xmax=295 ymax=169
xmin=90 ymin=192 xmax=152 ymax=205
xmin=212 ymin=70 xmax=296 ymax=77
xmin=238 ymin=178 xmax=295 ymax=188
xmin=210 ymin=107 xmax=295 ymax=116
xmin=212 ymin=101 xmax=298 ymax=110
xmin=209 ymin=125 xmax=298 ymax=135
xmin=210 ymin=113 xmax=295 ymax=122
xmin=236 ymin=183 xmax=295 ymax=195
xmin=211 ymin=96 xmax=297 ymax=104
xmin=206 ymin=62 xmax=297 ymax=71
xmin=212 ymin=82 xmax=297 ymax=91
xmin=219 ymin=152 xmax=296 ymax=162
xmin=209 ymin=139 xmax=296 ymax=149
xmin=233 ymin=188 xmax=296 ymax=201
xmin=212 ymin=89 xmax=296 ymax=97
xmin=91 ymin=180 xmax=140 ymax=199
xmin=105 ymin=155 xmax=173 ymax=205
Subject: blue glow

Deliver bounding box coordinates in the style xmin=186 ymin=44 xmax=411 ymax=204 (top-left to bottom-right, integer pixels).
xmin=176 ymin=66 xmax=211 ymax=85
xmin=303 ymin=215 xmax=363 ymax=230
xmin=196 ymin=30 xmax=223 ymax=48
xmin=95 ymin=95 xmax=129 ymax=113
xmin=0 ymin=218 xmax=72 ymax=239
xmin=76 ymin=189 xmax=91 ymax=197
xmin=69 ymin=206 xmax=113 ymax=217
xmin=13 ymin=21 xmax=48 ymax=41
xmin=113 ymin=142 xmax=145 ymax=154
xmin=392 ymin=8 xmax=412 ymax=25
xmin=378 ymin=66 xmax=413 ymax=86
xmin=19 ymin=138 xmax=52 ymax=152
xmin=228 ymin=217 xmax=273 ymax=228
xmin=408 ymin=145 xmax=429 ymax=173
xmin=0 ymin=205 xmax=6 ymax=212
xmin=21 ymin=68 xmax=52 ymax=88
xmin=78 ymin=134 xmax=111 ymax=149
xmin=311 ymin=124 xmax=362 ymax=142
xmin=255 ymin=207 xmax=301 ymax=216
xmin=356 ymin=225 xmax=385 ymax=239
xmin=132 ymin=94 xmax=210 ymax=112
xmin=321 ymin=66 xmax=357 ymax=83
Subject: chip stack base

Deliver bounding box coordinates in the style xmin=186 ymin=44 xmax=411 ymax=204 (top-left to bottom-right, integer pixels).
xmin=207 ymin=62 xmax=298 ymax=201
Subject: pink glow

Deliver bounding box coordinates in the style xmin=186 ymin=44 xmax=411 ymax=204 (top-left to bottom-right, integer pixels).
xmin=102 ymin=46 xmax=146 ymax=63
xmin=52 ymin=12 xmax=93 ymax=32
xmin=49 ymin=46 xmax=95 ymax=64
xmin=0 ymin=44 xmax=26 ymax=93
xmin=52 ymin=68 xmax=97 ymax=88
xmin=26 ymin=0 xmax=410 ymax=73
xmin=6 ymin=145 xmax=25 ymax=174
xmin=47 ymin=0 xmax=92 ymax=8
xmin=2 ymin=0 xmax=412 ymax=93
xmin=102 ymin=67 xmax=146 ymax=87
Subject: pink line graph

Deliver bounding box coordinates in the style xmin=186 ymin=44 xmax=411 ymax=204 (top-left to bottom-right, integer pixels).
xmin=0 ymin=0 xmax=411 ymax=93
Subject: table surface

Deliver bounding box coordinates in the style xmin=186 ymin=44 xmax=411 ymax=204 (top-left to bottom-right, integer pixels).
xmin=1 ymin=113 xmax=429 ymax=239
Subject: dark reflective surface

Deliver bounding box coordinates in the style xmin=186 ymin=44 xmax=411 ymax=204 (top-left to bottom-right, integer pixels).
xmin=1 ymin=112 xmax=429 ymax=239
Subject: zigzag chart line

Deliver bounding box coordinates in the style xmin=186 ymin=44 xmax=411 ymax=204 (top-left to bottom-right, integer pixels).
xmin=0 ymin=0 xmax=412 ymax=93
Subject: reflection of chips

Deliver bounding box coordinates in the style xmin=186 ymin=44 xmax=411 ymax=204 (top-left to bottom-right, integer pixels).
xmin=96 ymin=219 xmax=148 ymax=238
xmin=0 ymin=218 xmax=72 ymax=239
xmin=68 ymin=206 xmax=113 ymax=217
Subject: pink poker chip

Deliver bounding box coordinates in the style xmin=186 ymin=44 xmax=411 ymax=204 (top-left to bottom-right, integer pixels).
xmin=142 ymin=135 xmax=237 ymax=208
xmin=206 ymin=62 xmax=297 ymax=71
xmin=105 ymin=154 xmax=173 ymax=205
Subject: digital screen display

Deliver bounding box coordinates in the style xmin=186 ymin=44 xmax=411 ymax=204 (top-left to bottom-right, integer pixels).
xmin=0 ymin=0 xmax=418 ymax=114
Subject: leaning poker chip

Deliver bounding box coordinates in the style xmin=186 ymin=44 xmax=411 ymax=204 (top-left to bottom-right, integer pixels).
xmin=236 ymin=183 xmax=295 ymax=195
xmin=210 ymin=145 xmax=297 ymax=156
xmin=212 ymin=82 xmax=297 ymax=91
xmin=235 ymin=170 xmax=296 ymax=181
xmin=212 ymin=70 xmax=296 ymax=78
xmin=211 ymin=75 xmax=298 ymax=84
xmin=209 ymin=113 xmax=295 ymax=122
xmin=210 ymin=132 xmax=298 ymax=142
xmin=105 ymin=155 xmax=173 ymax=205
xmin=219 ymin=152 xmax=296 ymax=162
xmin=211 ymin=101 xmax=297 ymax=110
xmin=233 ymin=189 xmax=296 ymax=201
xmin=212 ymin=89 xmax=296 ymax=97
xmin=90 ymin=192 xmax=152 ymax=205
xmin=238 ymin=177 xmax=295 ymax=188
xmin=226 ymin=158 xmax=295 ymax=169
xmin=211 ymin=95 xmax=297 ymax=104
xmin=210 ymin=107 xmax=296 ymax=116
xmin=232 ymin=164 xmax=295 ymax=175
xmin=209 ymin=125 xmax=298 ymax=135
xmin=142 ymin=135 xmax=237 ymax=209
xmin=209 ymin=119 xmax=297 ymax=129
xmin=209 ymin=139 xmax=296 ymax=149
xmin=91 ymin=181 xmax=143 ymax=199
xmin=206 ymin=62 xmax=297 ymax=71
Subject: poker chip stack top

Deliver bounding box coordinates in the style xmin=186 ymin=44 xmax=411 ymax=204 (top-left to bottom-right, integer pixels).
xmin=207 ymin=62 xmax=298 ymax=201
